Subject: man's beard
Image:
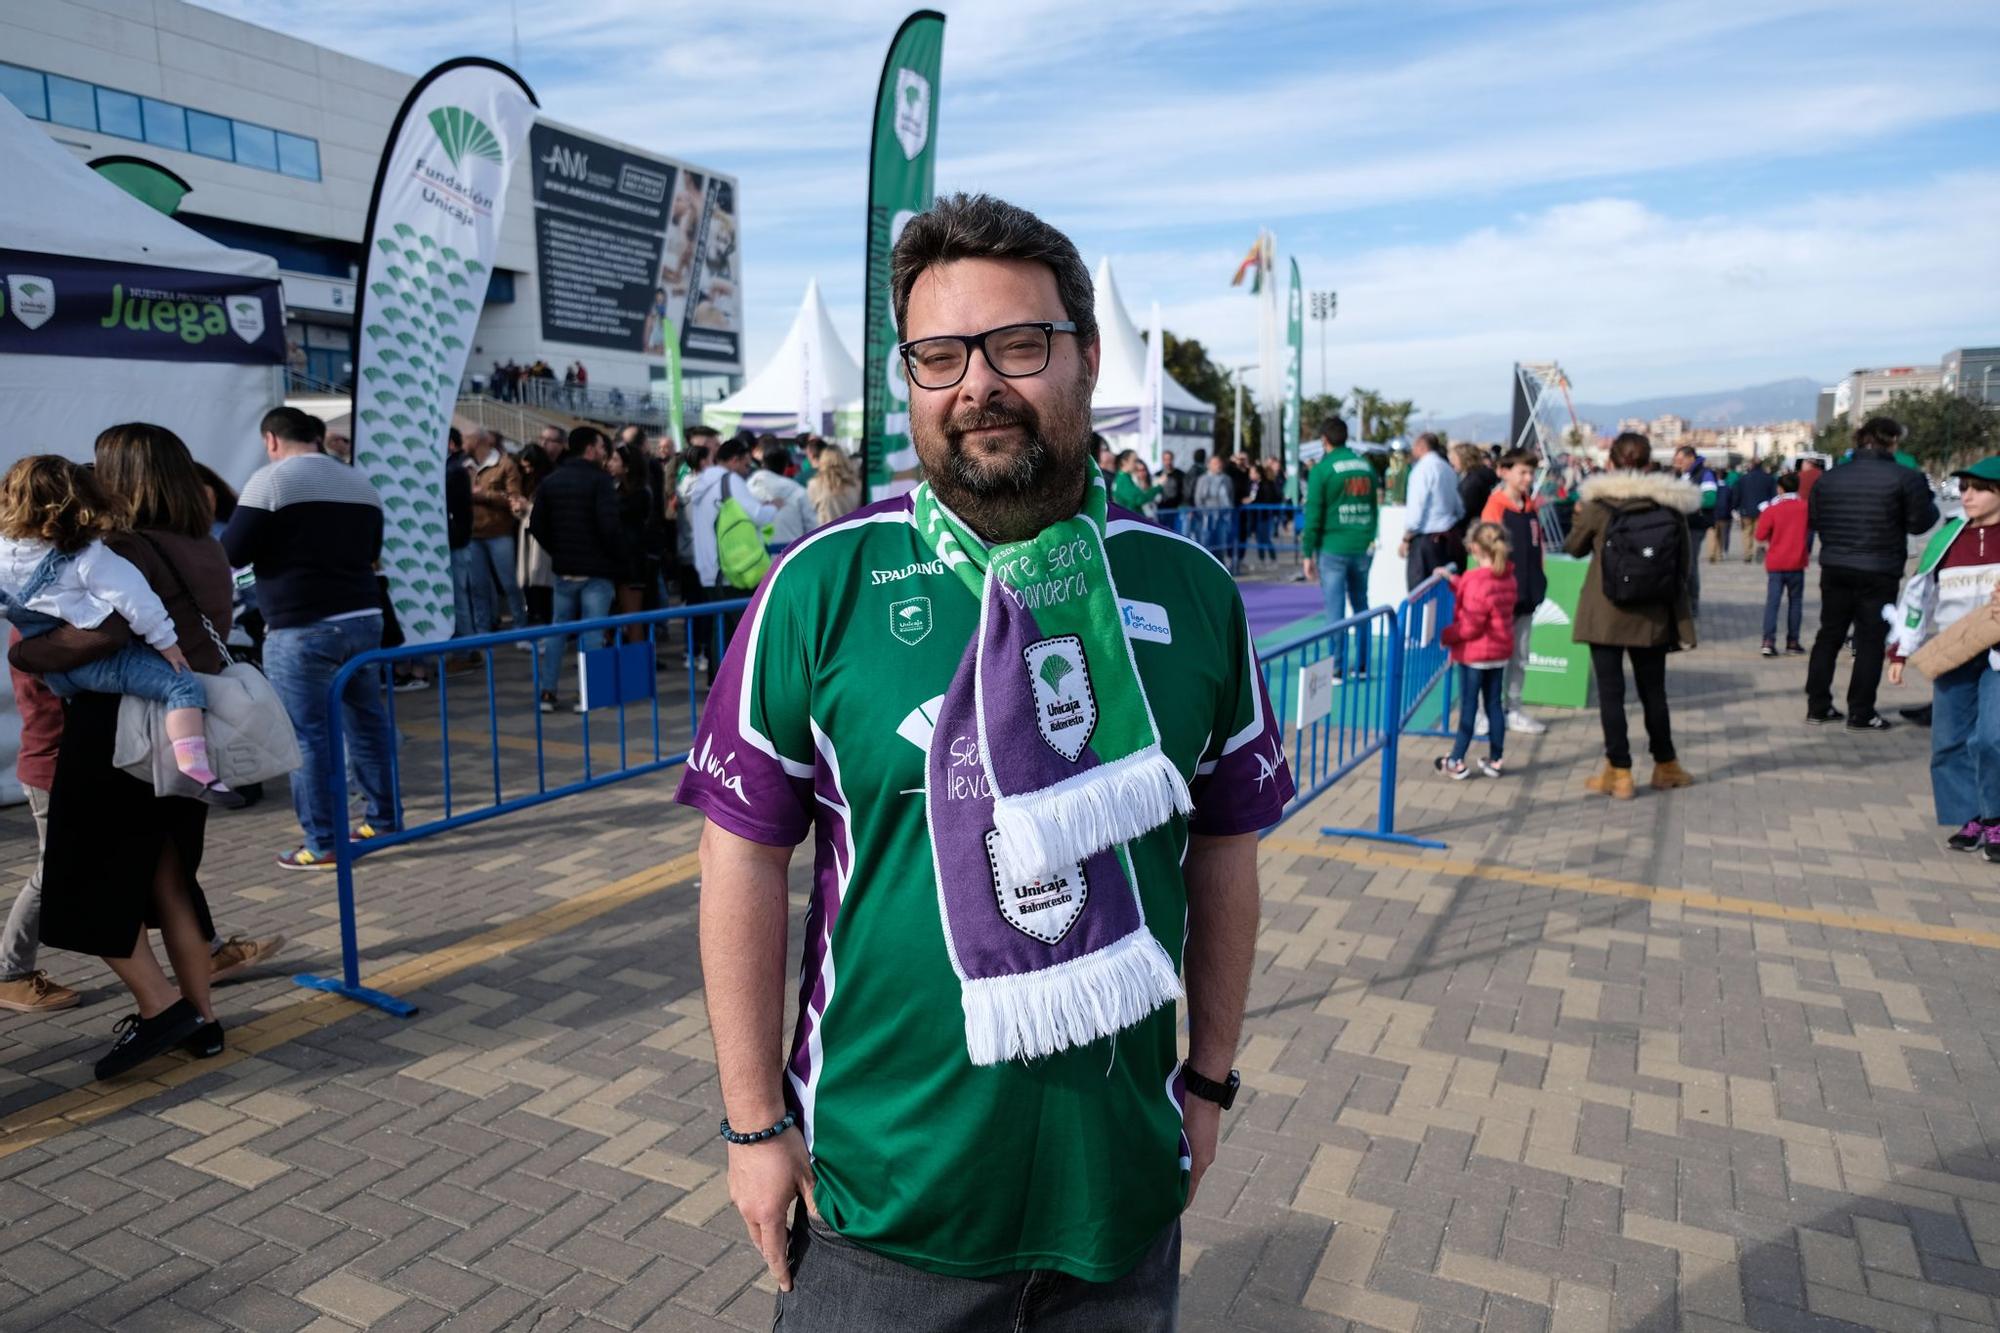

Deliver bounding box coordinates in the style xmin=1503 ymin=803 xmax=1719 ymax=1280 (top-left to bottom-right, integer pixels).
xmin=913 ymin=371 xmax=1092 ymax=542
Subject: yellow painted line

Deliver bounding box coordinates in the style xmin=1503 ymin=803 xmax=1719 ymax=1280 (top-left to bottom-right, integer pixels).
xmin=1262 ymin=836 xmax=2000 ymax=952
xmin=0 ymin=848 xmax=704 ymax=1160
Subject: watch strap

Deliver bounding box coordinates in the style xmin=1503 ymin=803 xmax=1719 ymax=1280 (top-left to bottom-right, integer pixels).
xmin=1183 ymin=1066 xmax=1240 ymax=1110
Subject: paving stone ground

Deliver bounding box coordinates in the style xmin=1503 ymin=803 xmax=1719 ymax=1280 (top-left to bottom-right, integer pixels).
xmin=2 ymin=556 xmax=1997 ymax=1332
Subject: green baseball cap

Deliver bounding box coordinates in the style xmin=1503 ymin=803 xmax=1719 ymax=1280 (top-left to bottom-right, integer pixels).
xmin=1952 ymin=457 xmax=2000 ymax=484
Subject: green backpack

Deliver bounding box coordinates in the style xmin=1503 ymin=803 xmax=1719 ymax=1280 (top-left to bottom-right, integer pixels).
xmin=716 ymin=495 xmax=772 ymax=590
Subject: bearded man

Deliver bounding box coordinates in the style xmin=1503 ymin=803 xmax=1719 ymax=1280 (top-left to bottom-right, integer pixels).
xmin=676 ymin=193 xmax=1292 ymax=1332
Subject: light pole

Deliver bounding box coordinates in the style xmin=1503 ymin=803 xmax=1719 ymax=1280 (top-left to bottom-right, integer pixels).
xmin=1231 ymin=362 xmax=1260 ymax=456
xmin=1984 ymin=363 xmax=1997 ymax=406
xmin=1309 ymin=290 xmax=1337 ymax=397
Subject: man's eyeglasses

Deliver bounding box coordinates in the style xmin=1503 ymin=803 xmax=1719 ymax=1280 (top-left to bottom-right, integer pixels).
xmin=898 ymin=321 xmax=1078 ymax=391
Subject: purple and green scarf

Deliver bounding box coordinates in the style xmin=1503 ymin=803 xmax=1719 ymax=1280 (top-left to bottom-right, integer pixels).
xmin=915 ymin=467 xmax=1190 ymax=1065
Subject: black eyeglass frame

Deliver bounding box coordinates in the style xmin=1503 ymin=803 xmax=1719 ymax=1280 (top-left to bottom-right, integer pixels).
xmin=897 ymin=321 xmax=1080 ymax=391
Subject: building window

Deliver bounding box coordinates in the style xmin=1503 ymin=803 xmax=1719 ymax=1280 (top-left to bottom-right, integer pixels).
xmin=46 ymin=73 xmax=96 ymax=130
xmin=0 ymin=63 xmax=46 ymax=120
xmin=1 ymin=61 xmax=319 ymax=181
xmin=276 ymin=131 xmax=318 ymax=180
xmin=187 ymin=109 xmax=232 ymax=160
xmin=232 ymin=121 xmax=277 ymax=172
xmin=95 ymin=86 xmax=143 ymax=139
xmin=141 ymin=97 xmax=187 ymax=151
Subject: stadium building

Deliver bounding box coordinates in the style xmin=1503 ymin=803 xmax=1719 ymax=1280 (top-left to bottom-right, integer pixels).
xmin=0 ymin=0 xmax=744 ymax=417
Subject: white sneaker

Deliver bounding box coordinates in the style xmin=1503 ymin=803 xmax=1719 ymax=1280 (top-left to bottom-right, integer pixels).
xmin=1507 ymin=710 xmax=1547 ymax=735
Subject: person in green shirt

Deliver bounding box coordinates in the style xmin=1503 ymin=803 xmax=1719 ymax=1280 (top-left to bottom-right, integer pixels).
xmin=679 ymin=193 xmax=1290 ymax=1331
xmin=1300 ymin=416 xmax=1381 ymax=677
xmin=1111 ymin=449 xmax=1163 ymax=514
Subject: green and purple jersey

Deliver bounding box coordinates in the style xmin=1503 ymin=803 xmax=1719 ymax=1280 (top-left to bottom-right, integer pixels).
xmin=676 ymin=494 xmax=1291 ymax=1281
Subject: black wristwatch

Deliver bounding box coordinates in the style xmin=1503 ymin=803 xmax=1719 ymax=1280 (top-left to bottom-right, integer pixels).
xmin=1183 ymin=1066 xmax=1240 ymax=1110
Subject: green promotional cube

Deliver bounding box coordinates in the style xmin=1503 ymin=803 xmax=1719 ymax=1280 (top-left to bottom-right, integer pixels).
xmin=1522 ymin=554 xmax=1592 ymax=708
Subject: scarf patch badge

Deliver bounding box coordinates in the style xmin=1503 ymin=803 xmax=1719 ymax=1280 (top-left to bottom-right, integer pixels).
xmin=1024 ymin=636 xmax=1096 ymax=762
xmin=986 ymin=829 xmax=1087 ymax=943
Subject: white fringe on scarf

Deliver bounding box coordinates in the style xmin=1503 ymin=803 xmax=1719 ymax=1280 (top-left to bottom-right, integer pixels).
xmin=987 ymin=745 xmax=1193 ymax=891
xmin=961 ymin=926 xmax=1185 ymax=1066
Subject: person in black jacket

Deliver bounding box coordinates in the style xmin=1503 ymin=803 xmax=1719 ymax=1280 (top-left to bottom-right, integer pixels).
xmin=1804 ymin=416 xmax=1939 ymax=730
xmin=1734 ymin=458 xmax=1778 ymax=561
xmin=607 ymin=442 xmax=667 ymax=643
xmin=1453 ymin=444 xmax=1498 ymax=543
xmin=527 ymin=426 xmax=624 ymax=713
xmin=445 ymin=429 xmax=476 ymax=639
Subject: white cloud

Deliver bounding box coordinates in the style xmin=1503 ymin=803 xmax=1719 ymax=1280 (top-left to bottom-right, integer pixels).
xmin=1123 ymin=172 xmax=2000 ymax=414
xmin=191 ymin=0 xmax=2000 ymax=408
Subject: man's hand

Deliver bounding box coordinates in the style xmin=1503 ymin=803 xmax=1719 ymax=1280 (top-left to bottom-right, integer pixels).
xmin=1302 ymin=558 xmax=1316 ymax=582
xmin=1888 ymin=660 xmax=1904 ymax=687
xmin=1183 ymin=1095 xmax=1221 ymax=1210
xmin=727 ymin=1131 xmax=817 ymax=1292
xmin=160 ymin=643 xmax=191 ymax=673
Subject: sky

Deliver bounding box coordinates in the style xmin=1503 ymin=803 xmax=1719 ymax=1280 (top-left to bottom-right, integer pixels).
xmin=198 ymin=0 xmax=2000 ymax=417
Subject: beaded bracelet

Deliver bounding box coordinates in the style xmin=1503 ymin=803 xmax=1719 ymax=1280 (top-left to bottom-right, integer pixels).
xmin=719 ymin=1111 xmax=796 ymax=1145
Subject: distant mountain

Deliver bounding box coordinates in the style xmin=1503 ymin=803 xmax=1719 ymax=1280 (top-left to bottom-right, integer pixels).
xmin=1416 ymin=377 xmax=1826 ymax=444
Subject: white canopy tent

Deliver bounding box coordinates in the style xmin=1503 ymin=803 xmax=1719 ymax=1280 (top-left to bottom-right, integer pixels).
xmin=0 ymin=98 xmax=284 ymax=803
xmin=702 ymin=279 xmax=862 ymax=444
xmin=1090 ymin=258 xmax=1216 ymax=466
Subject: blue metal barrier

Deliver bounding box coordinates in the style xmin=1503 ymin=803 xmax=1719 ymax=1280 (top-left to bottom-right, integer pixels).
xmin=1157 ymin=504 xmax=1302 ymax=569
xmin=298 ymin=566 xmax=1455 ymax=1017
xmin=294 ymin=600 xmax=747 ymax=1015
xmin=1307 ymin=570 xmax=1456 ymax=850
xmin=1257 ymin=606 xmax=1396 ymax=817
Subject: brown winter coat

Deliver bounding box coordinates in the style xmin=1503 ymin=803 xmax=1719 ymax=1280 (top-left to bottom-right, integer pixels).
xmin=467 ymin=450 xmax=525 ymax=540
xmin=1564 ymin=471 xmax=1699 ymax=650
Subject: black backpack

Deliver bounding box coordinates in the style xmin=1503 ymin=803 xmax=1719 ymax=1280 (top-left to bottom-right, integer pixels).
xmin=1600 ymin=504 xmax=1684 ymax=607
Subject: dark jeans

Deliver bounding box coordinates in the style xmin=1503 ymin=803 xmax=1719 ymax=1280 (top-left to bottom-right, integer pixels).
xmin=1591 ymin=643 xmax=1674 ymax=769
xmin=1805 ymin=567 xmax=1900 ymax=719
xmin=1450 ymin=665 xmax=1505 ymax=763
xmin=1762 ymin=570 xmax=1804 ymax=645
xmin=775 ymin=1212 xmax=1179 ymax=1332
xmin=1405 ymin=531 xmax=1458 ymax=591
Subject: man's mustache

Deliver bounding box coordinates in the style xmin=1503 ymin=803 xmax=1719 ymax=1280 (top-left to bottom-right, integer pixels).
xmin=946 ymin=404 xmax=1039 ymax=444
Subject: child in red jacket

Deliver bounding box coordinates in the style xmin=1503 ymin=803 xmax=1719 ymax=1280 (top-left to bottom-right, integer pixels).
xmin=1754 ymin=470 xmax=1808 ymax=655
xmin=1437 ymin=522 xmax=1519 ymax=779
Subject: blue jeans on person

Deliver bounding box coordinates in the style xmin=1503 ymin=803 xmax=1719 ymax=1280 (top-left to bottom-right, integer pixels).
xmin=1762 ymin=569 xmax=1804 ymax=645
xmin=44 ymin=641 xmax=206 ymax=712
xmin=450 ymin=545 xmax=476 ymax=639
xmin=536 ymin=576 xmax=615 ymax=699
xmin=469 ymin=534 xmax=528 ymax=633
xmin=1449 ymin=664 xmax=1506 ymax=763
xmin=1929 ymin=659 xmax=2000 ymax=827
xmin=263 ymin=614 xmax=397 ymax=856
xmin=1316 ymin=553 xmax=1371 ymax=675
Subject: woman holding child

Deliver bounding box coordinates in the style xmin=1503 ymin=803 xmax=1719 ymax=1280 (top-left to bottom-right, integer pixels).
xmin=7 ymin=424 xmax=237 ymax=1077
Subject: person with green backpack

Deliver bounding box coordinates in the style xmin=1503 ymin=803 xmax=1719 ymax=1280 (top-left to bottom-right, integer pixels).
xmin=685 ymin=438 xmax=780 ymax=667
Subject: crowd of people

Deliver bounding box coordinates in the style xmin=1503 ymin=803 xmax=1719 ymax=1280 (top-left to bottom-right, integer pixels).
xmin=1090 ymin=440 xmax=1294 ymax=571
xmin=0 ymin=404 xmax=870 ymax=1077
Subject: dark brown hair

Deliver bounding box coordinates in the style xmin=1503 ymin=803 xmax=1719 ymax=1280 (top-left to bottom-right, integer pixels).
xmin=0 ymin=455 xmax=123 ymax=553
xmin=891 ymin=193 xmax=1098 ymax=347
xmin=1610 ymin=431 xmax=1652 ymax=470
xmin=93 ymin=422 xmax=214 ymax=538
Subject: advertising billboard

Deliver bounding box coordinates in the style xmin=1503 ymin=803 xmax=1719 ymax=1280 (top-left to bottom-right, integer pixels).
xmin=528 ymin=124 xmax=740 ymax=372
